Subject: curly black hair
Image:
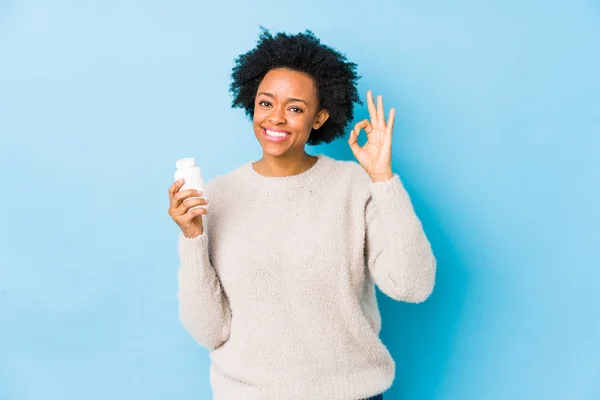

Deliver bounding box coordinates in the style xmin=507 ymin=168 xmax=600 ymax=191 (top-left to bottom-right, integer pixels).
xmin=229 ymin=27 xmax=361 ymax=145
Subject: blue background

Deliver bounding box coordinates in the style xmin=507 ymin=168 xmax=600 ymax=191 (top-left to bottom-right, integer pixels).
xmin=1 ymin=1 xmax=599 ymax=399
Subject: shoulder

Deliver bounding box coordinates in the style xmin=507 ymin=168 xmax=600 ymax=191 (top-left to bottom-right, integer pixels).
xmin=321 ymin=156 xmax=375 ymax=210
xmin=327 ymin=156 xmax=373 ymax=189
xmin=203 ymin=162 xmax=248 ymax=201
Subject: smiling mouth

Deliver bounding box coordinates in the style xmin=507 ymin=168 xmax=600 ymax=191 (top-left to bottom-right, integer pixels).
xmin=263 ymin=128 xmax=292 ymax=142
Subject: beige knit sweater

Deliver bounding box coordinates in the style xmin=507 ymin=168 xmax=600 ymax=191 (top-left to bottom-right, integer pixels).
xmin=177 ymin=154 xmax=436 ymax=400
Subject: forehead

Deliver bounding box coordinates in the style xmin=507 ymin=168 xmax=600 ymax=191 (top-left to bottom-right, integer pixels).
xmin=257 ymin=68 xmax=317 ymax=99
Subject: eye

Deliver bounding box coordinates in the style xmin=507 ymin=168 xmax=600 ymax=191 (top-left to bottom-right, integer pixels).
xmin=258 ymin=100 xmax=272 ymax=107
xmin=289 ymin=106 xmax=303 ymax=114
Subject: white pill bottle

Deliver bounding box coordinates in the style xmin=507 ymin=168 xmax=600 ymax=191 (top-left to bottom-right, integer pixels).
xmin=174 ymin=157 xmax=205 ymax=212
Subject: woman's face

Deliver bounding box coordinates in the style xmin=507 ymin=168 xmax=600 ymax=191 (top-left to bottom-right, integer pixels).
xmin=253 ymin=68 xmax=329 ymax=158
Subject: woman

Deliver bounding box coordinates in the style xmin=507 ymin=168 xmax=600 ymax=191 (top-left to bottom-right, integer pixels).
xmin=168 ymin=28 xmax=436 ymax=400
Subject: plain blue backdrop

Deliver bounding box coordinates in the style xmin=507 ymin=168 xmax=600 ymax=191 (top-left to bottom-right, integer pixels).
xmin=1 ymin=0 xmax=599 ymax=399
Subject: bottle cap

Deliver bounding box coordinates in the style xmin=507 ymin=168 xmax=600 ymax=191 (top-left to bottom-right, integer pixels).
xmin=176 ymin=157 xmax=196 ymax=169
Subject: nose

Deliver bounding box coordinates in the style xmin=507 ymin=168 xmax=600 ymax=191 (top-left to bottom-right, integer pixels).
xmin=268 ymin=106 xmax=286 ymax=125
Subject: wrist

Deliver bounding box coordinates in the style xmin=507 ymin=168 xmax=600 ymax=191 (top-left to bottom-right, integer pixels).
xmin=183 ymin=228 xmax=203 ymax=238
xmin=370 ymin=172 xmax=394 ymax=182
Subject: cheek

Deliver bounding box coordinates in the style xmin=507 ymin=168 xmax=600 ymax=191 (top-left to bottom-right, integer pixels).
xmin=253 ymin=108 xmax=269 ymax=124
xmin=298 ymin=116 xmax=316 ymax=134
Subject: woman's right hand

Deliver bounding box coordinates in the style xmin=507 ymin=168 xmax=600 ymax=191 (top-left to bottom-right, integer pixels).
xmin=168 ymin=179 xmax=209 ymax=238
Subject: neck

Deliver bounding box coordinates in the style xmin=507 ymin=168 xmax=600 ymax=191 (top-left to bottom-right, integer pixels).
xmin=253 ymin=152 xmax=318 ymax=177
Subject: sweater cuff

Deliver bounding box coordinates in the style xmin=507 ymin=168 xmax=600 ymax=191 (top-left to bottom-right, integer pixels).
xmin=178 ymin=231 xmax=208 ymax=253
xmin=371 ymin=173 xmax=401 ymax=190
xmin=369 ymin=173 xmax=417 ymax=226
xmin=371 ymin=174 xmax=408 ymax=202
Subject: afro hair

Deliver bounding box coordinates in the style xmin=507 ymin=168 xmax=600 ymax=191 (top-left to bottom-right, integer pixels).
xmin=229 ymin=27 xmax=361 ymax=146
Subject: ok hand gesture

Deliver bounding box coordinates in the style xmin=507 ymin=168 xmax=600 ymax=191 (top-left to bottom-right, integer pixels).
xmin=348 ymin=90 xmax=395 ymax=182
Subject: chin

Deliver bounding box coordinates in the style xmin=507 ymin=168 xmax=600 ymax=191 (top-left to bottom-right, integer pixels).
xmin=261 ymin=146 xmax=294 ymax=158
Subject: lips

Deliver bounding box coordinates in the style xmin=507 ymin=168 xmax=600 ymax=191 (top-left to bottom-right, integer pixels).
xmin=263 ymin=128 xmax=291 ymax=142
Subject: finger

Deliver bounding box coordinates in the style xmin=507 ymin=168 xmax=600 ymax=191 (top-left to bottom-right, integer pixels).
xmin=170 ymin=189 xmax=201 ymax=210
xmin=366 ymin=90 xmax=377 ymax=123
xmin=377 ymin=95 xmax=385 ymax=126
xmin=348 ymin=128 xmax=361 ymax=156
xmin=168 ymin=178 xmax=185 ymax=198
xmin=173 ymin=201 xmax=204 ymax=220
xmin=354 ymin=119 xmax=373 ymax=135
xmin=174 ymin=189 xmax=202 ymax=203
xmin=177 ymin=196 xmax=208 ymax=215
xmin=171 ymin=189 xmax=198 ymax=211
xmin=181 ymin=206 xmax=208 ymax=223
xmin=387 ymin=108 xmax=396 ymax=135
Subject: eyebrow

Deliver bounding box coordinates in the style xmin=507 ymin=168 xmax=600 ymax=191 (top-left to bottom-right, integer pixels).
xmin=257 ymin=92 xmax=308 ymax=105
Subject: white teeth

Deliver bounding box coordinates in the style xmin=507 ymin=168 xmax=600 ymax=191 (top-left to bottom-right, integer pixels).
xmin=266 ymin=129 xmax=289 ymax=138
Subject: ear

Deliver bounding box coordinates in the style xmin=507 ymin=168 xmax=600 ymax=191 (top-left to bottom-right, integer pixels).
xmin=313 ymin=109 xmax=330 ymax=130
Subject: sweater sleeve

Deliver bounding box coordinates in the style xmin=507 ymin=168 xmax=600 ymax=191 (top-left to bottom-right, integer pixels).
xmin=177 ymin=229 xmax=231 ymax=350
xmin=364 ymin=174 xmax=436 ymax=303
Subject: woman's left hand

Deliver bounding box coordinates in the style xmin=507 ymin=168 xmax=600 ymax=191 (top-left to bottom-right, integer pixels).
xmin=348 ymin=90 xmax=395 ymax=182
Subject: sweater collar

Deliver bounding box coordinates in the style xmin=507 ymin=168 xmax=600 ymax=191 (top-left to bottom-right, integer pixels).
xmin=240 ymin=154 xmax=333 ymax=190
